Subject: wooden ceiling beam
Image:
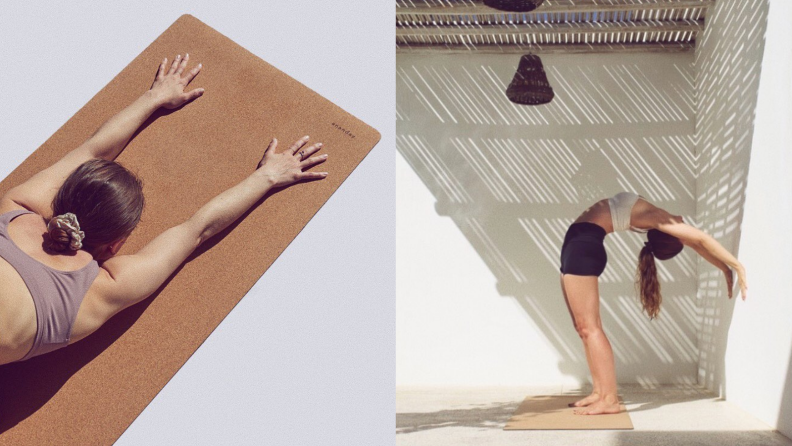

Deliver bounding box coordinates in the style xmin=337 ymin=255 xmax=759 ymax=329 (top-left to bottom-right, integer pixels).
xmin=396 ymin=0 xmax=714 ymax=15
xmin=397 ymin=19 xmax=703 ymax=36
xmin=395 ymin=41 xmax=696 ymax=54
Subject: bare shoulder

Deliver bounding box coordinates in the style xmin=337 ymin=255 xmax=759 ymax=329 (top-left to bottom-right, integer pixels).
xmin=0 ymin=197 xmax=30 ymax=215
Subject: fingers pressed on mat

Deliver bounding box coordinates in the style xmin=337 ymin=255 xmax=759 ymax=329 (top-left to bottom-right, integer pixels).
xmin=299 ymin=171 xmax=328 ymax=180
xmin=157 ymin=58 xmax=167 ymax=79
xmin=300 ymin=154 xmax=328 ymax=169
xmin=185 ymin=63 xmax=202 ymax=84
xmin=290 ymin=135 xmax=310 ymax=153
xmin=169 ymin=54 xmax=181 ymax=74
xmin=176 ymin=53 xmax=189 ymax=75
xmin=297 ymin=143 xmax=323 ymax=160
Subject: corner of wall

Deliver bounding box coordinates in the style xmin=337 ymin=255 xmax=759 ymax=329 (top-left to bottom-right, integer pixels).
xmin=692 ymin=0 xmax=770 ymax=395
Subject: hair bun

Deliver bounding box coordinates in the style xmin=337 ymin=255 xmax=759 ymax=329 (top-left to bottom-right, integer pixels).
xmin=47 ymin=212 xmax=86 ymax=251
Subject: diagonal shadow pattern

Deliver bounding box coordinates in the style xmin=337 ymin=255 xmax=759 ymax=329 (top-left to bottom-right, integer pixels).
xmin=693 ymin=0 xmax=769 ymax=396
xmin=397 ymin=0 xmax=771 ymax=390
xmin=397 ymin=51 xmax=701 ymax=385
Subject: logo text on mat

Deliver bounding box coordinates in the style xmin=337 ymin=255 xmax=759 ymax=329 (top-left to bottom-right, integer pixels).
xmin=331 ymin=122 xmax=356 ymax=139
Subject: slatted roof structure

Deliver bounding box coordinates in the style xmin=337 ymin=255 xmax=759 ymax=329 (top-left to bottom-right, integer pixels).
xmin=396 ymin=0 xmax=714 ymax=54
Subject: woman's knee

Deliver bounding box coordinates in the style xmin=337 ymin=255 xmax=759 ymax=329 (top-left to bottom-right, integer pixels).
xmin=575 ymin=321 xmax=603 ymax=340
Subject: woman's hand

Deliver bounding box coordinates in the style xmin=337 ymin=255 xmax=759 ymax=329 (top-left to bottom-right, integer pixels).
xmin=724 ymin=268 xmax=734 ymax=299
xmin=735 ymin=264 xmax=748 ymax=300
xmin=149 ymin=53 xmax=204 ymax=109
xmin=254 ymin=135 xmax=328 ymax=188
xmin=723 ymin=264 xmax=748 ymax=300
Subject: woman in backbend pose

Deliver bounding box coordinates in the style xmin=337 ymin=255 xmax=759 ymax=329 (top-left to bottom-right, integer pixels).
xmin=559 ymin=192 xmax=747 ymax=415
xmin=0 ymin=53 xmax=328 ymax=365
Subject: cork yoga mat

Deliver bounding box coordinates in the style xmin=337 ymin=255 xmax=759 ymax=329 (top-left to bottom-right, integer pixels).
xmin=0 ymin=14 xmax=380 ymax=445
xmin=504 ymin=395 xmax=633 ymax=430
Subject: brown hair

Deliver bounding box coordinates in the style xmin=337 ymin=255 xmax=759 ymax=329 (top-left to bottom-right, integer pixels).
xmin=47 ymin=158 xmax=144 ymax=255
xmin=635 ymin=229 xmax=683 ymax=320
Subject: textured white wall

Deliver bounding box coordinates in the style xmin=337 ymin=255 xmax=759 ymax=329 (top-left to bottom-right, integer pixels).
xmin=396 ymin=52 xmax=699 ymax=386
xmin=693 ymin=0 xmax=770 ymax=396
xmin=696 ymin=0 xmax=792 ymax=436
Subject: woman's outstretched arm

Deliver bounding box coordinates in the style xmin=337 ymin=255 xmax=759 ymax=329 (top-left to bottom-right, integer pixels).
xmin=191 ymin=137 xmax=327 ymax=243
xmin=653 ymin=213 xmax=748 ymax=300
xmin=94 ymin=136 xmax=328 ymax=321
xmin=85 ymin=53 xmax=204 ymax=160
xmin=3 ymin=53 xmax=202 ymax=217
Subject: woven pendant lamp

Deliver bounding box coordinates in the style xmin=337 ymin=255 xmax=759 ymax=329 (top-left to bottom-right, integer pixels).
xmin=506 ymin=54 xmax=554 ymax=105
xmin=484 ymin=0 xmax=545 ymax=12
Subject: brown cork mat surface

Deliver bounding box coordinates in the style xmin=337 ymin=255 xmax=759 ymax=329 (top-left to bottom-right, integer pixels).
xmin=0 ymin=14 xmax=380 ymax=445
xmin=504 ymin=395 xmax=633 ymax=430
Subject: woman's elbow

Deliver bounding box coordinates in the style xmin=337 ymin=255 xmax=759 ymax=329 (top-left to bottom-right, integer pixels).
xmin=680 ymin=231 xmax=706 ymax=248
xmin=179 ymin=218 xmax=208 ymax=249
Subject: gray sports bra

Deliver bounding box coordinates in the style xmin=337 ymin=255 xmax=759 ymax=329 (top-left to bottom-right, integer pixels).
xmin=608 ymin=192 xmax=649 ymax=233
xmin=0 ymin=208 xmax=100 ymax=362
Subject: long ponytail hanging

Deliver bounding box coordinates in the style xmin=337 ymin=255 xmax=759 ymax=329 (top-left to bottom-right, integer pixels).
xmin=636 ymin=242 xmax=662 ymax=320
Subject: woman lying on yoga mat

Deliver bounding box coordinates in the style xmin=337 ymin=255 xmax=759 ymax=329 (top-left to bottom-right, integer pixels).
xmin=560 ymin=191 xmax=747 ymax=415
xmin=0 ymin=53 xmax=328 ymax=365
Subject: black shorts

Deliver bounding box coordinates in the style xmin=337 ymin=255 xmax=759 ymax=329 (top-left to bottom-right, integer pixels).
xmin=559 ymin=222 xmax=607 ymax=276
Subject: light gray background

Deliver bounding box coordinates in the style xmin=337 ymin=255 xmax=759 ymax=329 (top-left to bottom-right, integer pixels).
xmin=0 ymin=2 xmax=394 ymax=445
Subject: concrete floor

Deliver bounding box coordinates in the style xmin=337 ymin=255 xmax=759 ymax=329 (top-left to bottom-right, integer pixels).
xmin=396 ymin=384 xmax=792 ymax=446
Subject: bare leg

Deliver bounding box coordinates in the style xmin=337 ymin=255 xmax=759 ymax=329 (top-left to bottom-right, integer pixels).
xmin=560 ymin=274 xmax=601 ymax=407
xmin=562 ymin=274 xmax=621 ymax=415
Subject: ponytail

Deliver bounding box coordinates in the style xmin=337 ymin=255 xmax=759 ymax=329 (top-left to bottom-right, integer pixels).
xmin=636 ymin=241 xmax=662 ymax=320
xmin=635 ymin=229 xmax=683 ymax=320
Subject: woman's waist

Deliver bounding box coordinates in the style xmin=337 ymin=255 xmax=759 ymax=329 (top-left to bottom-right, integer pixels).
xmin=0 ymin=263 xmax=39 ymax=357
xmin=572 ymin=200 xmax=614 ymax=233
xmin=564 ymin=221 xmax=607 ymax=242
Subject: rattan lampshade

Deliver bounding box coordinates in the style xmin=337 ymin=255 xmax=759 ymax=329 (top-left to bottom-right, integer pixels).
xmin=506 ymin=54 xmax=554 ymax=105
xmin=484 ymin=0 xmax=545 ymax=12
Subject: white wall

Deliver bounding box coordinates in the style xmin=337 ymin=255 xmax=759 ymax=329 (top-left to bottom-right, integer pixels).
xmin=696 ymin=0 xmax=792 ymax=437
xmin=693 ymin=0 xmax=769 ymax=395
xmin=396 ymin=52 xmax=700 ymax=386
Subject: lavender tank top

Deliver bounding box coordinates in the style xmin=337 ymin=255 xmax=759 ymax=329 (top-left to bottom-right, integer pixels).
xmin=0 ymin=208 xmax=100 ymax=362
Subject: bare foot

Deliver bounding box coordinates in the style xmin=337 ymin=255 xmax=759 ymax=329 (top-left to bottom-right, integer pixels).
xmin=573 ymin=395 xmax=621 ymax=415
xmin=568 ymin=392 xmax=600 ymax=407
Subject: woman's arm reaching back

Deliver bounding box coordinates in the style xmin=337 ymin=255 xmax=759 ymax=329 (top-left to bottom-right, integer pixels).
xmin=650 ymin=209 xmax=748 ymax=300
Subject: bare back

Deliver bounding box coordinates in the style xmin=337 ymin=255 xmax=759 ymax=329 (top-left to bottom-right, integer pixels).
xmin=573 ymin=195 xmax=668 ymax=234
xmin=0 ymin=200 xmax=113 ymax=365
